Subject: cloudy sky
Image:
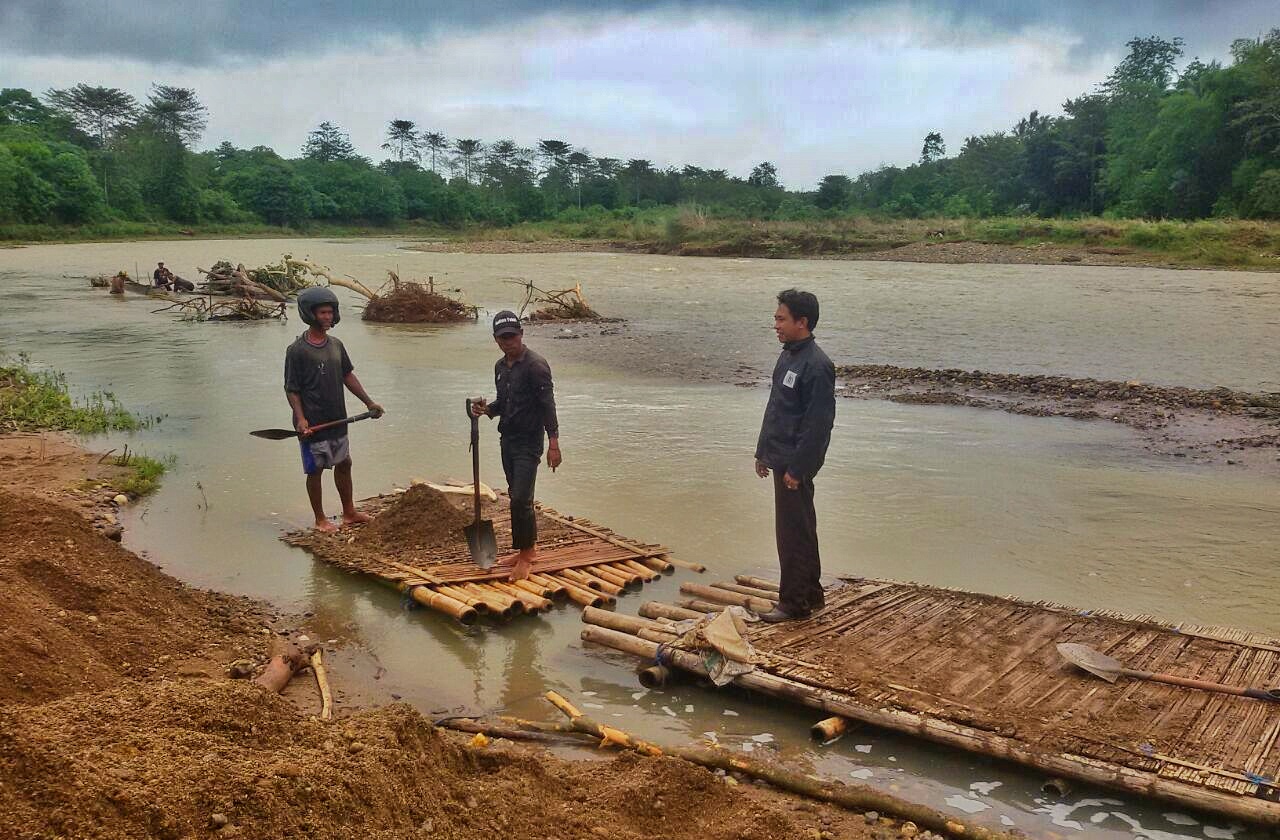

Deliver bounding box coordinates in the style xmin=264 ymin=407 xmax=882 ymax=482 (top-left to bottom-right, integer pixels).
xmin=1 ymin=1 xmax=1274 ymax=186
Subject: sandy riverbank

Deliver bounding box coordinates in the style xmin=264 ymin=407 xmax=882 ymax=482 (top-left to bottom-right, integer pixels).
xmin=0 ymin=433 xmax=907 ymax=840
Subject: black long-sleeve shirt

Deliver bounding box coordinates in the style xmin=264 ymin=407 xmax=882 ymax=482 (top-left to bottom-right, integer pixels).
xmin=755 ymin=336 xmax=836 ymax=480
xmin=486 ymin=347 xmax=559 ymax=446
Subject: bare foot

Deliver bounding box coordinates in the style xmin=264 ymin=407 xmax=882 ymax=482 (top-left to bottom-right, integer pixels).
xmin=508 ymin=559 xmax=532 ymax=581
xmin=341 ymin=510 xmax=372 ymax=527
xmin=314 ymin=519 xmax=338 ymax=533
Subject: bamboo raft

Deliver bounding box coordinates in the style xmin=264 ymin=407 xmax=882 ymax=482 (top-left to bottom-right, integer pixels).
xmin=284 ymin=491 xmax=704 ymax=626
xmin=582 ymin=575 xmax=1280 ymax=827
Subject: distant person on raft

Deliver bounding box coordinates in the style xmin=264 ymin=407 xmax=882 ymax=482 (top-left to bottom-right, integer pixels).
xmin=284 ymin=287 xmax=384 ymax=532
xmin=152 ymin=261 xmax=174 ymax=291
xmin=470 ymin=310 xmax=561 ymax=581
xmin=754 ymin=289 xmax=836 ymax=623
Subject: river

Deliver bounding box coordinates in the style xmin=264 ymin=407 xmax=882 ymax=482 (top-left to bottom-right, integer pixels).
xmin=3 ymin=238 xmax=1277 ymax=839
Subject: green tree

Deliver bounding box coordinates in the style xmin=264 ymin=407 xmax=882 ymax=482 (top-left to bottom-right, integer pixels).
xmin=44 ymin=84 xmax=137 ymax=145
xmin=919 ymin=131 xmax=945 ymax=164
xmin=144 ymin=85 xmax=207 ymax=145
xmin=814 ymin=174 xmax=851 ymax=210
xmin=452 ymin=138 xmax=484 ymax=183
xmin=421 ymin=131 xmax=448 ymax=173
xmin=748 ymin=161 xmax=779 ymax=188
xmin=303 ymin=121 xmax=357 ymax=162
xmin=382 ymin=119 xmax=421 ymax=163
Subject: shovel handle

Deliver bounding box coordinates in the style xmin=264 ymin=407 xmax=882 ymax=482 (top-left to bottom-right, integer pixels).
xmin=466 ymin=399 xmax=481 ymax=522
xmin=1124 ymin=669 xmax=1280 ymax=702
xmin=308 ymin=410 xmax=375 ymax=435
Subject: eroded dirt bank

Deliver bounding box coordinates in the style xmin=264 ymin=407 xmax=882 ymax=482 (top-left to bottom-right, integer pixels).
xmin=0 ymin=434 xmax=893 ymax=840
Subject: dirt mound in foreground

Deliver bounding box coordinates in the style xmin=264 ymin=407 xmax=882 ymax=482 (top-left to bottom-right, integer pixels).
xmin=0 ymin=488 xmax=272 ymax=705
xmin=356 ymin=484 xmax=472 ymax=552
xmin=0 ymin=678 xmax=871 ymax=840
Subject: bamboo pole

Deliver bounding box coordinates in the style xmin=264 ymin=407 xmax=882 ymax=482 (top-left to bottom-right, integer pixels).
xmin=437 ymin=717 xmax=585 ymax=744
xmin=435 ymin=584 xmax=492 ymax=615
xmin=579 ymin=625 xmax=1280 ymax=829
xmin=639 ymin=664 xmax=677 ymax=689
xmin=396 ymin=583 xmax=479 ymax=625
xmin=621 ymin=559 xmax=661 ymax=581
xmin=735 ymin=575 xmax=780 ymax=592
xmin=492 ymin=581 xmax=553 ymax=612
xmin=712 ymin=581 xmax=781 ymax=603
xmin=547 ymin=573 xmax=615 ymax=605
xmin=562 ymin=567 xmax=625 ymax=596
xmin=525 ymin=574 xmax=568 ymax=600
xmin=513 ymin=578 xmax=565 ymax=603
xmin=534 ymin=573 xmax=604 ymax=608
xmin=678 ymin=598 xmax=728 ymax=613
xmin=811 ymin=716 xmax=849 ymax=742
xmin=667 ymin=556 xmax=708 ymax=573
xmin=680 ymin=583 xmax=773 ymax=613
xmin=588 ymin=564 xmax=639 ymax=589
xmin=582 ymin=606 xmax=674 ymax=637
xmin=310 ymin=650 xmax=333 ymax=721
xmin=639 ymin=601 xmax=704 ymax=622
xmin=472 ymin=583 xmax=527 ymax=615
xmin=640 ymin=556 xmax=675 ymax=574
xmin=462 ymin=583 xmax=522 ymax=618
xmin=542 ymin=688 xmax=1012 ymax=840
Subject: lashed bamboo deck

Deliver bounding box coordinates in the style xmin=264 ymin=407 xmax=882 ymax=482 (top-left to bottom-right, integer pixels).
xmin=285 ymin=490 xmax=702 ymax=625
xmin=582 ymin=576 xmax=1280 ymax=826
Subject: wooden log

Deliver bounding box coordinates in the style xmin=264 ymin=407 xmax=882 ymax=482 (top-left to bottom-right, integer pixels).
xmin=492 ymin=581 xmax=553 ymax=612
xmin=639 ymin=601 xmax=704 ymax=622
xmin=311 ymin=650 xmax=333 ymax=721
xmin=543 ymin=686 xmax=1013 ymax=840
xmin=436 ymin=717 xmax=588 ymax=744
xmin=711 ymin=581 xmax=780 ymax=603
xmin=811 ymin=716 xmax=850 ymax=742
xmin=640 ymin=556 xmax=675 ymax=574
xmin=562 ymin=567 xmax=625 ymax=596
xmin=535 ymin=573 xmax=604 ymax=608
xmin=582 ymin=606 xmax=673 ymax=637
xmin=667 ymin=556 xmax=707 ymax=573
xmin=400 ymin=584 xmax=479 ymax=625
xmin=735 ymin=575 xmax=780 ymax=592
xmin=680 ymin=583 xmax=772 ymax=613
xmin=513 ymin=578 xmax=565 ymax=603
xmin=580 ymin=625 xmax=1280 ymax=829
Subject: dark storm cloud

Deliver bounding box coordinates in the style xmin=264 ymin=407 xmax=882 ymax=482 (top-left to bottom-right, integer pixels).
xmin=1 ymin=1 xmax=1272 ymax=65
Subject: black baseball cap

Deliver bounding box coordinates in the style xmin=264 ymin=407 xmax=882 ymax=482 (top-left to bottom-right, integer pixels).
xmin=492 ymin=310 xmax=522 ymax=337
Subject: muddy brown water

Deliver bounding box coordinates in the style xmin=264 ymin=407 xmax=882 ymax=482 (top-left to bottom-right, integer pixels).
xmin=3 ymin=239 xmax=1278 ymax=839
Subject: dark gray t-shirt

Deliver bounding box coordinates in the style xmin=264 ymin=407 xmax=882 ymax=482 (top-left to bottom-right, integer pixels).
xmin=284 ymin=333 xmax=353 ymax=442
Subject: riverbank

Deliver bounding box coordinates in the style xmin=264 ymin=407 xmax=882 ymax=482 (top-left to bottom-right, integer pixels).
xmin=0 ymin=431 xmax=908 ymax=839
xmin=405 ymin=215 xmax=1280 ymax=271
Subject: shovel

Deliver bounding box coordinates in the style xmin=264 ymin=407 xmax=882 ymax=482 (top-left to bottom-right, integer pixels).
xmin=463 ymin=398 xmax=498 ymax=568
xmin=250 ymin=410 xmax=376 ymax=440
xmin=1057 ymin=643 xmax=1280 ymax=702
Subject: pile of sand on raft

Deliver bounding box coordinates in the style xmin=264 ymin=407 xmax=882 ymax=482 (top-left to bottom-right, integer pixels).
xmin=362 ymin=279 xmax=477 ymax=324
xmin=355 ymin=484 xmax=473 ymax=552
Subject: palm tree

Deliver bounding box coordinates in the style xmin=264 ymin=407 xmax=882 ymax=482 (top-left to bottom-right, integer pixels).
xmin=453 ymin=138 xmax=484 ymax=183
xmin=382 ymin=119 xmax=421 ymax=163
xmin=421 ymin=131 xmax=448 ymax=173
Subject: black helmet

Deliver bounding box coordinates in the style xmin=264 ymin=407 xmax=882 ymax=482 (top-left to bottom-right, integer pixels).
xmin=297 ymin=286 xmax=340 ymax=326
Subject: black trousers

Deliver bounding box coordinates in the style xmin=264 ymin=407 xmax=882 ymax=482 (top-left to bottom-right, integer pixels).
xmin=501 ymin=438 xmax=541 ymax=550
xmin=773 ymin=471 xmax=823 ymax=614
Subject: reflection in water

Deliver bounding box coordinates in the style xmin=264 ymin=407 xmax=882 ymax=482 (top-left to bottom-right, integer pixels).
xmin=3 ymin=240 xmax=1277 ymax=838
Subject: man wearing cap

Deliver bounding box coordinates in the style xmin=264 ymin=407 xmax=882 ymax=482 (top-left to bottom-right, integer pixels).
xmin=470 ymin=311 xmax=561 ymax=581
xmin=153 ymin=261 xmax=174 ymax=291
xmin=754 ymin=288 xmax=836 ymax=622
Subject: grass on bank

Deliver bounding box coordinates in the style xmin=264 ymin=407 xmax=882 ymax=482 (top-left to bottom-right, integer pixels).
xmin=0 ymin=219 xmax=452 ymax=246
xmin=1 ymin=355 xmax=169 ymax=495
xmin=450 ymin=209 xmax=1280 ymax=269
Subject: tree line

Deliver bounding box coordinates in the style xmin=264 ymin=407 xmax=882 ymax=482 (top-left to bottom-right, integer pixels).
xmin=1 ymin=30 xmax=1277 ymax=231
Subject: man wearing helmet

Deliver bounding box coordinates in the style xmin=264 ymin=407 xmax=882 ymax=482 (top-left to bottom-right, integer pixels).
xmin=285 ymin=287 xmax=384 ymax=532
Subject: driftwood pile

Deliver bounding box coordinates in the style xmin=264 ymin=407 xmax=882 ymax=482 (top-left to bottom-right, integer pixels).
xmin=151 ymin=297 xmax=287 ymax=322
xmin=361 ymin=272 xmax=478 ymax=324
xmin=510 ymin=279 xmax=606 ymax=321
xmin=196 ymin=262 xmax=289 ymax=301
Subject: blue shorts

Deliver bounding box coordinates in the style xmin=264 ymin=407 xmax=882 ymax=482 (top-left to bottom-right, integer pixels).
xmin=299 ymin=435 xmax=350 ymax=475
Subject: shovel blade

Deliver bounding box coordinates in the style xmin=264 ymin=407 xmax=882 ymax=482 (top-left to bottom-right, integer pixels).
xmin=250 ymin=428 xmax=299 ymax=440
xmin=1057 ymin=643 xmax=1122 ymax=683
xmin=465 ymin=519 xmax=498 ymax=569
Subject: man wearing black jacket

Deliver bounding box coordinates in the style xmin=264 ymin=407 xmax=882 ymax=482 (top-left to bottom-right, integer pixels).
xmin=470 ymin=311 xmax=562 ymax=581
xmin=754 ymin=289 xmax=836 ymax=622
